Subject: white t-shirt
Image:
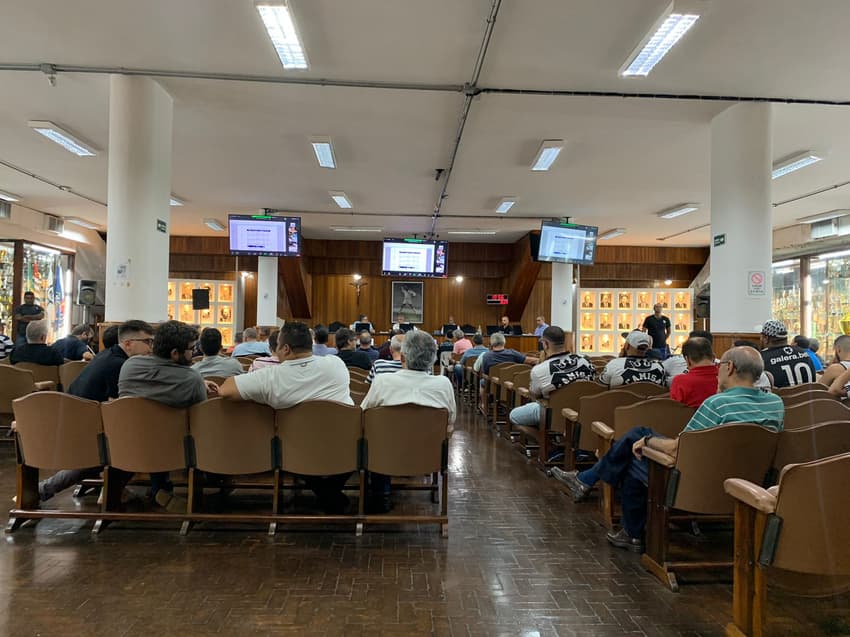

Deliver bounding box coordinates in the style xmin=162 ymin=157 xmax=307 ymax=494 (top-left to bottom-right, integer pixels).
xmin=234 ymin=354 xmax=353 ymax=409
xmin=530 ymin=353 xmax=595 ymax=398
xmin=360 ymin=369 xmax=456 ymax=431
xmin=599 ymin=355 xmax=666 ymax=388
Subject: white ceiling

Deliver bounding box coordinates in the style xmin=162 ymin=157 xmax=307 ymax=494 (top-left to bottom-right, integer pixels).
xmin=0 ymin=0 xmax=849 ymax=246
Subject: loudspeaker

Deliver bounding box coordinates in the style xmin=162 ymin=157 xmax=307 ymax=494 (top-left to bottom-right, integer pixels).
xmin=77 ymin=279 xmax=97 ymax=306
xmin=192 ymin=288 xmax=210 ymax=310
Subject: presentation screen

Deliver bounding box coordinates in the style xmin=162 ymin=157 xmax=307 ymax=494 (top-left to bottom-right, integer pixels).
xmin=537 ymin=221 xmax=598 ymax=265
xmin=228 ymin=214 xmax=301 ymax=257
xmin=381 ymin=238 xmax=448 ymax=278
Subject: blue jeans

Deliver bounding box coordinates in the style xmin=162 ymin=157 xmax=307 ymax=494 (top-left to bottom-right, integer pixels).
xmin=650 ymin=346 xmax=670 ymax=360
xmin=509 ymin=402 xmax=540 ymax=427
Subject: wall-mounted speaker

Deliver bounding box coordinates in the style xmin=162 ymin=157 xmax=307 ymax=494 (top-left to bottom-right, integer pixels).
xmin=192 ymin=288 xmax=210 ymax=310
xmin=77 ymin=280 xmax=97 ymax=306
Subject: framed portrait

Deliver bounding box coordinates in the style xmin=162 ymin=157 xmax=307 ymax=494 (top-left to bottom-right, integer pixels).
xmin=218 ymin=283 xmax=233 ymax=302
xmin=618 ymin=313 xmax=633 ymax=331
xmin=199 ymin=282 xmax=214 ymax=303
xmin=218 ymin=305 xmax=233 ymax=324
xmin=200 ymin=308 xmax=214 ymax=325
xmin=674 ymin=292 xmax=690 ymax=310
xmin=580 ymin=291 xmax=595 ymax=309
xmin=599 ymin=292 xmax=613 ymax=308
xmin=179 ymin=282 xmax=194 ymax=301
xmin=599 ymin=312 xmax=612 ymax=331
xmin=674 ymin=313 xmax=690 ymax=332
xmin=391 ymin=281 xmax=424 ymax=324
xmin=599 ymin=333 xmax=614 ymax=353
xmin=618 ymin=292 xmax=632 ymax=309
xmin=636 ymin=292 xmax=651 ymax=310
xmin=220 ymin=327 xmax=233 ymax=346
xmin=655 ymin=292 xmax=670 ymax=310
xmin=167 ymin=281 xmax=176 ymax=301
xmin=580 ymin=312 xmax=596 ymax=331
xmin=579 ymin=333 xmax=595 ymax=353
xmin=167 ymin=304 xmax=175 ymax=321
xmin=179 ymin=303 xmax=194 ymax=323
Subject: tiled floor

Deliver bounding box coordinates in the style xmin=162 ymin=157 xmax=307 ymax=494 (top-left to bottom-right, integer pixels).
xmin=0 ymin=402 xmax=846 ymax=636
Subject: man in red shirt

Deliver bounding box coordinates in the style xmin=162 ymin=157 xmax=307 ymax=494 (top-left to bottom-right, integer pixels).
xmin=670 ymin=336 xmax=718 ymax=408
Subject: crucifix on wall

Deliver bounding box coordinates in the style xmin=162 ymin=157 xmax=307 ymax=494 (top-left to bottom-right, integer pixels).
xmin=349 ymin=274 xmax=368 ymax=306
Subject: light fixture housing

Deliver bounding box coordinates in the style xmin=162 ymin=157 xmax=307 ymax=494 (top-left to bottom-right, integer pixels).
xmin=255 ymin=1 xmax=309 ymax=70
xmin=455 ymin=275 xmax=464 ymax=283
xmin=531 ymin=140 xmax=564 ymax=172
xmin=65 ymin=217 xmax=100 ymax=230
xmin=0 ymin=190 xmax=20 ymax=202
xmin=816 ymin=249 xmax=850 ymax=260
xmin=169 ymin=196 xmax=185 ymax=206
xmin=28 ymin=120 xmax=97 ymax=156
xmin=657 ymin=203 xmax=700 ymax=219
xmin=204 ymin=218 xmax=225 ymax=232
xmin=619 ymin=2 xmax=700 ymax=77
xmin=352 ymin=273 xmax=362 ymax=281
xmin=329 ymin=191 xmax=352 ymax=209
xmin=796 ymin=209 xmax=849 ymax=224
xmin=495 ymin=197 xmax=517 ymax=214
xmin=771 ymin=260 xmax=796 ymax=269
xmin=447 ymin=230 xmax=497 ymax=236
xmin=330 ymin=226 xmax=382 ymax=233
xmin=772 ymin=151 xmax=823 ymax=180
xmin=664 ymin=279 xmax=673 ymax=285
xmin=310 ymin=137 xmax=336 ymax=169
xmin=599 ymin=228 xmax=626 ymax=240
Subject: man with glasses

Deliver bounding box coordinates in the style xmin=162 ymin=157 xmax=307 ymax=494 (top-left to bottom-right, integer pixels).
xmin=36 ymin=320 xmax=155 ymax=503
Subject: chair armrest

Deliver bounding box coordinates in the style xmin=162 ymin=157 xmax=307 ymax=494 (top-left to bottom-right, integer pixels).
xmin=561 ymin=408 xmax=578 ymax=422
xmin=517 ymin=388 xmax=530 ymax=398
xmin=34 ymin=381 xmax=56 ymax=391
xmin=643 ymin=446 xmax=676 ymax=468
xmin=724 ymin=478 xmax=777 ymax=514
xmin=503 ymin=381 xmax=515 ymax=391
xmin=591 ymin=421 xmax=614 ymax=440
xmin=538 ymin=398 xmax=549 ymax=409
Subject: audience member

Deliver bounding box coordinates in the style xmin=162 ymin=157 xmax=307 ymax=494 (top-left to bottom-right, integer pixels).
xmin=452 ymin=329 xmax=472 ymax=357
xmin=669 ymin=337 xmax=718 ymax=408
xmin=533 ymin=316 xmax=549 ymax=337
xmin=552 ymin=346 xmax=783 ymax=551
xmin=598 ymin=331 xmax=665 ymax=387
xmin=312 ymin=325 xmax=338 ymax=356
xmin=192 ymin=328 xmax=244 ymax=378
xmin=662 ymin=330 xmax=713 ymax=382
xmin=392 ymin=313 xmax=416 ymax=332
xmin=249 ymin=329 xmax=281 ymax=371
xmin=377 ymin=328 xmax=403 ymax=360
xmin=759 ymin=320 xmax=816 ymax=387
xmin=497 ymin=315 xmax=517 ymax=335
xmin=366 ymin=334 xmax=404 ymax=383
xmin=10 ymin=319 xmax=64 ymax=366
xmin=350 ymin=314 xmax=374 ymax=334
xmin=809 ymin=337 xmax=823 ymax=364
xmin=819 ymin=334 xmax=850 ymax=388
xmin=508 ymin=326 xmax=594 ymax=428
xmin=52 ymin=324 xmax=95 ymax=361
xmin=793 ymin=334 xmax=824 ymax=373
xmin=358 ymin=331 xmax=379 ymax=362
xmin=101 ymin=324 xmax=120 ymax=350
xmin=455 ymin=333 xmax=487 ymax=385
xmin=219 ymin=322 xmax=353 ymax=513
xmin=0 ymin=320 xmax=13 ymax=359
xmin=13 ymin=291 xmax=44 ymax=347
xmin=230 ymin=327 xmax=271 ymax=357
xmin=256 ymin=325 xmax=272 ymax=344
xmin=335 ymin=327 xmax=372 ymax=370
xmin=473 ymin=332 xmax=537 ymax=411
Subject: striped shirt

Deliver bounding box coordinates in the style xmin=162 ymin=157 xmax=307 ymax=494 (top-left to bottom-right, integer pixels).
xmin=366 ymin=359 xmax=403 ymax=384
xmin=0 ymin=334 xmax=13 ymax=359
xmin=683 ymin=386 xmax=784 ymax=433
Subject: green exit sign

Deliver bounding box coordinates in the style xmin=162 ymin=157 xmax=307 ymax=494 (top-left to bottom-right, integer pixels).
xmin=713 ymin=233 xmax=726 ymax=247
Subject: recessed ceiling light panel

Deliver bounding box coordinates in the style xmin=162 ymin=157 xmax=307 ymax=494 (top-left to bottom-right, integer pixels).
xmin=28 ymin=120 xmax=97 ymax=156
xmin=255 ymin=1 xmax=309 ymax=70
xmin=772 ymin=151 xmax=823 ymax=179
xmin=620 ymin=3 xmax=700 ymax=77
xmin=531 ymin=140 xmax=564 ymax=172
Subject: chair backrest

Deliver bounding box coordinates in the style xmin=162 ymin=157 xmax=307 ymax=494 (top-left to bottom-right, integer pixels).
xmin=101 ymin=397 xmax=189 ymax=472
xmin=497 ymin=364 xmax=529 ymax=387
xmin=14 ymin=362 xmax=61 ymax=385
xmin=350 ymin=377 xmax=369 ymax=395
xmin=202 ymin=375 xmax=227 ymax=386
xmin=12 ymin=391 xmax=103 ymax=469
xmin=463 ymin=355 xmax=479 ymax=369
xmin=577 ymin=389 xmax=644 ymax=449
xmin=770 ymin=453 xmax=850 ymax=576
xmin=189 ymin=398 xmax=276 ymax=475
xmin=276 ymin=401 xmax=362 ymax=475
xmin=512 ymin=368 xmax=532 ymax=391
xmin=59 ymin=360 xmax=88 ymax=391
xmin=784 ymin=399 xmax=850 ymax=430
xmin=363 ymin=405 xmax=448 ymax=476
xmin=772 ymin=421 xmax=850 ymax=471
xmin=614 ymin=398 xmax=695 ymax=440
xmin=623 ymin=381 xmax=668 ymax=397
xmin=348 ymin=367 xmax=368 ymax=379
xmin=485 ymin=362 xmax=515 ymax=379
xmin=545 ymin=380 xmax=606 ymax=413
xmin=0 ymin=366 xmax=36 ymax=416
xmin=775 ymin=383 xmax=823 ymax=397
xmin=439 ymin=351 xmax=453 ymax=369
xmin=672 ymin=424 xmax=778 ymax=514
xmin=781 ymin=389 xmax=835 ymax=406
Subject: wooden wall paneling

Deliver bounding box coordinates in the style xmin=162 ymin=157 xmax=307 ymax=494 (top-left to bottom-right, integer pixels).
xmin=278 ymin=257 xmax=311 ymax=320
xmin=505 ymin=237 xmax=542 ymax=323
xmin=243 ymin=275 xmax=257 ymax=330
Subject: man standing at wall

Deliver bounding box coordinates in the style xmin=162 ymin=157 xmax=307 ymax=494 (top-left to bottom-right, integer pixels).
xmin=642 ymin=303 xmax=671 ymax=360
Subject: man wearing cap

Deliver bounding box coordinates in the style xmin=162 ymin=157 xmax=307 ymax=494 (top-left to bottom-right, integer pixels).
xmin=759 ymin=320 xmax=816 ymax=388
xmin=641 ymin=303 xmax=671 ymax=360
xmin=598 ymin=330 xmax=665 ymax=388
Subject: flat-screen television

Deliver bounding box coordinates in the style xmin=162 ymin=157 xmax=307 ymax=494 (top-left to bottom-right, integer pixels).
xmin=381 ymin=238 xmax=448 ymax=278
xmin=537 ymin=221 xmax=598 ymax=265
xmin=228 ymin=214 xmax=301 ymax=257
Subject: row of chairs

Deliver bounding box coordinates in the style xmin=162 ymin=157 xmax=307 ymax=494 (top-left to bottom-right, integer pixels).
xmin=9 ymin=393 xmax=449 ymax=536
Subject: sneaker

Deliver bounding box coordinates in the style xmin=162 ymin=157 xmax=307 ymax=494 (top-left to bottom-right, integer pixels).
xmin=154 ymin=490 xmax=187 ymax=513
xmin=550 ymin=467 xmax=592 ymax=503
xmin=606 ymin=527 xmax=644 ymax=553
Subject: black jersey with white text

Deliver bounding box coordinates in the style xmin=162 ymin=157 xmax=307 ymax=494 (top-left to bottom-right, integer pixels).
xmin=760 ymin=345 xmax=816 ymax=388
xmin=530 ymin=353 xmax=595 ymax=398
xmin=599 ymin=356 xmax=666 ymax=387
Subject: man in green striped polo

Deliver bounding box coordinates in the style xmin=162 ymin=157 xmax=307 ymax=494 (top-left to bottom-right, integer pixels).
xmin=551 ymin=346 xmax=783 ymax=552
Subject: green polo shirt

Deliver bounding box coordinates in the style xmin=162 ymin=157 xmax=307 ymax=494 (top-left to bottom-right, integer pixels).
xmin=683 ymin=386 xmax=784 ymax=433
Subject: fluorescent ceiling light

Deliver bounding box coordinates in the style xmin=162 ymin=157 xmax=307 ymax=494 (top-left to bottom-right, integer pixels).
xmin=329 ymin=191 xmax=352 ymax=209
xmin=447 ymin=230 xmax=497 ymax=236
xmin=796 ymin=209 xmax=849 ymax=224
xmin=0 ymin=190 xmax=20 ymax=202
xmin=620 ymin=3 xmax=700 ymax=77
xmin=330 ymin=226 xmax=382 ymax=233
xmin=657 ymin=203 xmax=699 ymax=219
xmin=27 ymin=243 xmax=61 ymax=255
xmin=771 ymin=259 xmax=796 ymax=269
xmin=28 ymin=120 xmax=97 ymax=157
xmin=772 ymin=151 xmax=823 ymax=179
xmin=774 ymin=268 xmax=795 ymax=275
xmin=204 ymin=218 xmax=225 ymax=232
xmin=531 ymin=140 xmax=563 ymax=171
xmin=255 ymin=1 xmax=309 ymax=70
xmin=816 ymin=249 xmax=850 ymax=260
xmin=310 ymin=137 xmax=336 ymax=169
xmin=496 ymin=197 xmax=516 ymax=214
xmin=65 ymin=217 xmax=100 ymax=230
xmin=599 ymin=228 xmax=626 ymax=240
xmin=170 ymin=196 xmax=184 ymax=206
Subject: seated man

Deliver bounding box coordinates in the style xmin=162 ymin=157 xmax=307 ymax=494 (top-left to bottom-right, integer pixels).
xmin=52 ymin=324 xmax=95 ymax=361
xmin=454 ymin=333 xmax=487 ymax=385
xmin=335 ymin=327 xmax=372 ymax=370
xmin=192 ymin=327 xmax=244 ymax=378
xmin=312 ymin=325 xmax=337 ymax=357
xmin=497 ymin=315 xmax=516 ymax=335
xmin=230 ymin=327 xmax=271 ymax=358
xmin=119 ymin=320 xmax=216 ymax=511
xmin=473 ymin=332 xmax=538 ymax=412
xmin=357 ymin=331 xmax=379 ymax=363
xmin=452 ymin=329 xmax=472 ymax=357
xmin=661 ymin=329 xmax=713 ymax=382
xmin=249 ymin=329 xmax=280 ymax=370
xmin=508 ymin=326 xmax=595 ymax=428
xmin=668 ymin=337 xmax=718 ymax=408
xmin=366 ymin=334 xmax=404 ymax=383
xmin=377 ymin=328 xmax=403 ymax=360
xmin=818 ymin=334 xmax=850 ymax=388
xmin=0 ymin=320 xmax=13 ymax=360
xmin=219 ymin=322 xmax=354 ymax=513
xmin=350 ymin=314 xmax=375 ymax=334
xmin=10 ymin=319 xmax=64 ymax=366
xmin=598 ymin=331 xmax=665 ymax=388
xmin=793 ymin=335 xmax=824 ymax=373
xmin=552 ymin=346 xmax=783 ymax=552
xmin=760 ymin=320 xmax=815 ymax=387
xmin=361 ymin=330 xmax=456 ymax=511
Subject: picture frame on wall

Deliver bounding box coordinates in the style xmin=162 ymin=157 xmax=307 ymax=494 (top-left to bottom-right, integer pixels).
xmin=391 ymin=281 xmax=424 ymax=324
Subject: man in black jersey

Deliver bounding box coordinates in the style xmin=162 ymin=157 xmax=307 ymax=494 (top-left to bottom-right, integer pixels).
xmin=759 ymin=319 xmax=816 ymax=388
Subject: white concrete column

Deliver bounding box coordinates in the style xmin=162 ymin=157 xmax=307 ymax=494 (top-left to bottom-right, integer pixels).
xmin=105 ymin=75 xmax=173 ymax=322
xmin=710 ymin=103 xmax=773 ymax=332
xmin=550 ymin=262 xmax=575 ymax=332
xmin=256 ymin=256 xmax=278 ymax=325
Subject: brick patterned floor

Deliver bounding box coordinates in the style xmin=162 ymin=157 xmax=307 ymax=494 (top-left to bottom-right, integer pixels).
xmin=0 ymin=402 xmax=846 ymax=636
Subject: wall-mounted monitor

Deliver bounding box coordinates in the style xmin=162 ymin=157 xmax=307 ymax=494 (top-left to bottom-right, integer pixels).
xmin=381 ymin=238 xmax=448 ymax=278
xmin=537 ymin=221 xmax=598 ymax=265
xmin=228 ymin=214 xmax=301 ymax=257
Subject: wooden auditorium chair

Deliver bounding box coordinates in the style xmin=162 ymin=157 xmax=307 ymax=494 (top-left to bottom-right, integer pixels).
xmin=783 ymin=398 xmax=850 ymax=430
xmin=11 ymin=362 xmax=59 ymax=390
xmin=490 ymin=363 xmax=529 ymax=434
xmin=59 ymin=360 xmax=88 ymax=391
xmin=479 ymin=362 xmax=515 ymax=421
xmin=0 ymin=365 xmax=52 ymax=435
xmin=620 ymin=381 xmax=669 ymax=398
xmin=780 ymin=388 xmax=834 ymax=406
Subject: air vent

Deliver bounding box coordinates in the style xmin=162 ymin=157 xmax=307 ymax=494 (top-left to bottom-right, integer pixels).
xmin=0 ymin=201 xmax=10 ymax=220
xmin=43 ymin=214 xmax=64 ymax=234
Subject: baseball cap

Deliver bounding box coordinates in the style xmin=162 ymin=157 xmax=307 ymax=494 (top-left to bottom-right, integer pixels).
xmin=760 ymin=320 xmax=787 ymax=338
xmin=626 ymin=331 xmax=652 ymax=349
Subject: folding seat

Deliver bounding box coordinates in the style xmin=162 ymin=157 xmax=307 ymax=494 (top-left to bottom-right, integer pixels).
xmin=783 ymin=398 xmax=850 ymax=430
xmin=59 ymin=360 xmax=88 ymax=391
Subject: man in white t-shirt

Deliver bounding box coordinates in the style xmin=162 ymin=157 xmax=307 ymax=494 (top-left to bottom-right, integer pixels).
xmin=219 ymin=322 xmax=353 ymax=513
xmin=360 ymin=330 xmax=456 ymax=512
